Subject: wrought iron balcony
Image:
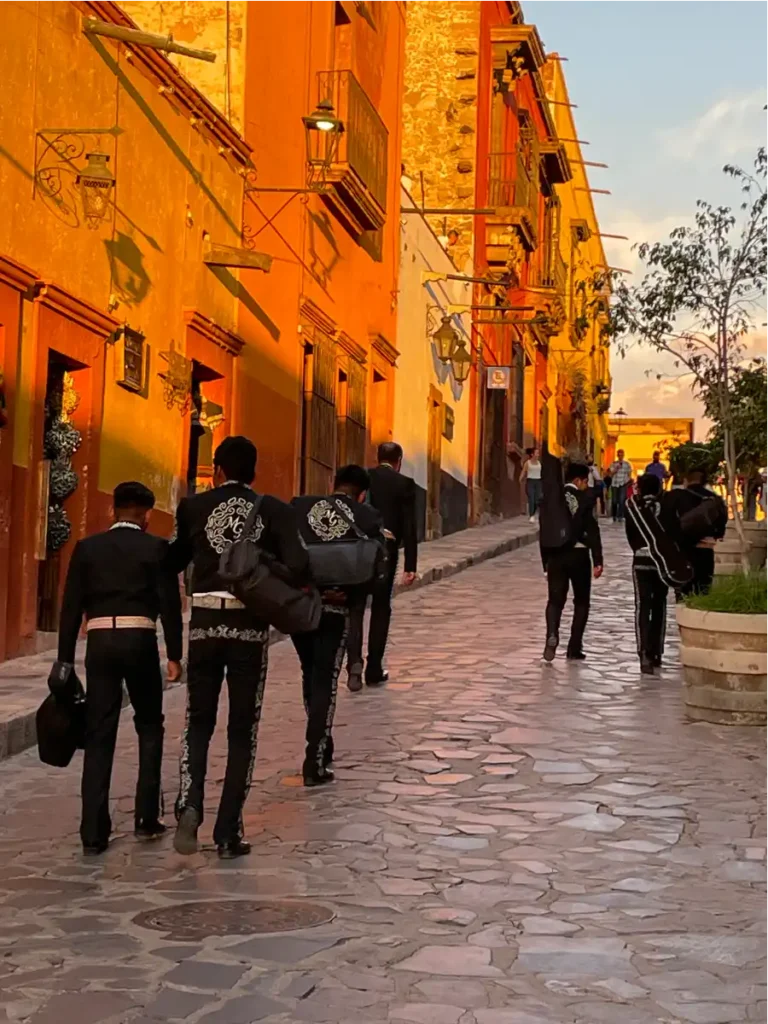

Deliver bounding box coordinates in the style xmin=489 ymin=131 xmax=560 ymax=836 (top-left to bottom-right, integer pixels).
xmin=486 ymin=149 xmax=538 ymax=259
xmin=532 ymin=250 xmax=567 ymax=293
xmin=316 ymin=70 xmax=388 ymax=234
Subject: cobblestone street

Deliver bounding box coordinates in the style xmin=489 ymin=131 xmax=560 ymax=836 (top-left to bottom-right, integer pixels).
xmin=0 ymin=526 xmax=764 ymax=1024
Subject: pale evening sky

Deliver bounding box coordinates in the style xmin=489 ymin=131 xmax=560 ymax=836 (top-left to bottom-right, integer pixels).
xmin=526 ymin=0 xmax=767 ymax=436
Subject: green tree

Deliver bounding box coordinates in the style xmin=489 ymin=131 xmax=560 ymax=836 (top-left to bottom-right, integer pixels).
xmin=610 ymin=147 xmax=767 ymax=567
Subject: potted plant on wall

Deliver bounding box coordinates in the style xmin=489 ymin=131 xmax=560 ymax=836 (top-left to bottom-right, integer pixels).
xmin=676 ymin=571 xmax=766 ymax=725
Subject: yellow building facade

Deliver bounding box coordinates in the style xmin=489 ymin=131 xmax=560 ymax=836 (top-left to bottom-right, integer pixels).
xmin=541 ymin=57 xmax=612 ymax=465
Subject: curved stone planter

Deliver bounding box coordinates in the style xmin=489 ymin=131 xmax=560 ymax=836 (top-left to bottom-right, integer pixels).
xmin=715 ymin=521 xmax=767 ymax=575
xmin=677 ymin=605 xmax=767 ymax=725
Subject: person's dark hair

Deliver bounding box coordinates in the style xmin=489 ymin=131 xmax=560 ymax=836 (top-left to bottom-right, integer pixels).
xmin=525 ymin=447 xmax=534 ymax=457
xmin=214 ymin=435 xmax=257 ymax=484
xmin=565 ymin=462 xmax=590 ymax=483
xmin=113 ymin=481 xmax=155 ymax=512
xmin=652 ymin=451 xmax=661 ymax=460
xmin=378 ymin=441 xmax=403 ymax=465
xmin=686 ymin=467 xmax=708 ymax=485
xmin=638 ymin=473 xmax=661 ymax=497
xmin=334 ymin=464 xmax=370 ymax=497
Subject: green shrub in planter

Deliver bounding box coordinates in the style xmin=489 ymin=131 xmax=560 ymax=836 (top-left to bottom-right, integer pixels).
xmin=685 ymin=572 xmax=766 ymax=615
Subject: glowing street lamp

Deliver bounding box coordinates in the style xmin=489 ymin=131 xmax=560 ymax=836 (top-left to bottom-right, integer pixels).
xmin=76 ymin=152 xmax=115 ymax=227
xmin=432 ymin=315 xmax=458 ymax=363
xmin=450 ymin=336 xmax=472 ymax=384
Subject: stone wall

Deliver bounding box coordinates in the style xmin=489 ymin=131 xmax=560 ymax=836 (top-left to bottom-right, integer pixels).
xmin=119 ymin=1 xmax=248 ymax=135
xmin=401 ymin=2 xmax=481 ymax=270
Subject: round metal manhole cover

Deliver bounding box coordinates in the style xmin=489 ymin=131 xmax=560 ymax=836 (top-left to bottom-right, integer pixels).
xmin=132 ymin=900 xmax=335 ymax=941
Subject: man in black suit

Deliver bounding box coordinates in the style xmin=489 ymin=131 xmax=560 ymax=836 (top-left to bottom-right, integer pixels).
xmin=292 ymin=465 xmax=385 ymax=784
xmin=346 ymin=441 xmax=417 ymax=689
xmin=169 ymin=436 xmax=308 ymax=859
xmin=57 ymin=482 xmax=183 ymax=855
xmin=541 ymin=462 xmax=604 ymax=662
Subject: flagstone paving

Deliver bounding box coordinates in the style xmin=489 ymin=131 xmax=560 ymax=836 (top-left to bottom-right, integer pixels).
xmin=0 ymin=524 xmax=764 ymax=1023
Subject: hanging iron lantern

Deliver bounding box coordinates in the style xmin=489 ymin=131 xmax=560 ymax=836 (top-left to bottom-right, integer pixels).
xmin=76 ymin=152 xmax=115 ymax=227
xmin=303 ymin=99 xmax=344 ymax=180
xmin=450 ymin=336 xmax=472 ymax=384
xmin=432 ymin=315 xmax=459 ymax=363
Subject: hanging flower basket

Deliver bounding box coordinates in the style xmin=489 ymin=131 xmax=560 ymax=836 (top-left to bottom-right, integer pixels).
xmin=46 ymin=505 xmax=71 ymax=552
xmin=49 ymin=460 xmax=79 ymax=502
xmin=44 ymin=421 xmax=82 ymax=460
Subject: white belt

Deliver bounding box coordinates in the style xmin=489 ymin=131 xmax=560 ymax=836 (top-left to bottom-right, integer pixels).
xmin=191 ymin=594 xmax=245 ymax=610
xmin=87 ymin=616 xmax=154 ymax=631
xmin=574 ymin=542 xmax=587 ymax=549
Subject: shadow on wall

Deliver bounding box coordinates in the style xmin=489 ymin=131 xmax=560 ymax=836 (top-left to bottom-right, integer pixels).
xmin=307 ymin=209 xmax=342 ymax=292
xmin=207 ymin=266 xmax=281 ymax=343
xmin=104 ymin=232 xmax=152 ymax=306
xmin=89 ymin=36 xmax=241 ymax=238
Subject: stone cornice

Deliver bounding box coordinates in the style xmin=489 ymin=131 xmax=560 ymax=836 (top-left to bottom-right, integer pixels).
xmin=32 ymin=281 xmax=119 ymax=336
xmin=336 ymin=331 xmax=367 ymax=365
xmin=184 ymin=309 xmax=244 ymax=357
xmin=370 ymin=332 xmax=399 ymax=366
xmin=0 ymin=255 xmax=38 ymax=293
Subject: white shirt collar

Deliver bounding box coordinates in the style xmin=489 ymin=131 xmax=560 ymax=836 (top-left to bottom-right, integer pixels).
xmin=110 ymin=521 xmax=142 ymax=531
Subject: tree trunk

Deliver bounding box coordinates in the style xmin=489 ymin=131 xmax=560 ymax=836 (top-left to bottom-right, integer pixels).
xmin=724 ymin=426 xmax=750 ymax=574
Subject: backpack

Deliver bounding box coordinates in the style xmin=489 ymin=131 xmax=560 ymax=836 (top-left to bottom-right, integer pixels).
xmin=219 ymin=496 xmax=321 ymax=634
xmin=305 ymin=497 xmax=389 ymax=588
xmin=679 ymin=495 xmax=724 ymax=544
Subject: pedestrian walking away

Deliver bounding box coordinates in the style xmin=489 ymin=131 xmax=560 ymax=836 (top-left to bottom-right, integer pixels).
xmin=625 ymin=473 xmax=670 ymax=675
xmin=644 ymin=451 xmax=668 ymax=484
xmin=522 ymin=446 xmax=543 ymax=522
xmin=588 ymin=458 xmax=605 ymax=516
xmin=609 ymin=449 xmax=633 ymax=522
xmin=169 ymin=436 xmax=308 ymax=859
xmin=540 ymin=459 xmax=604 ymax=662
xmin=346 ymin=441 xmax=417 ymax=690
xmin=661 ymin=467 xmax=727 ymax=597
xmin=56 ymin=482 xmax=183 ymax=856
xmin=292 ymin=465 xmax=386 ymax=785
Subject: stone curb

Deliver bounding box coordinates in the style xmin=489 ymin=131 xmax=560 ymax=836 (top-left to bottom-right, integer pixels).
xmin=0 ymin=524 xmax=538 ymax=762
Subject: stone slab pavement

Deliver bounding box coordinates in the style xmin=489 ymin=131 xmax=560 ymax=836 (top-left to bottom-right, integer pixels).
xmin=0 ymin=516 xmax=538 ymax=761
xmin=0 ymin=524 xmax=764 ymax=1024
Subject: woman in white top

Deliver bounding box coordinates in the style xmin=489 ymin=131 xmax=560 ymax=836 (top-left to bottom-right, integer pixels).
xmin=521 ymin=447 xmax=543 ymax=521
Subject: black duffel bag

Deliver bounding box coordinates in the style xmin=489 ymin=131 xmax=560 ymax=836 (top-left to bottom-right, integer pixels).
xmin=306 ymin=497 xmax=388 ymax=588
xmin=37 ymin=661 xmax=86 ymax=768
xmin=219 ymin=495 xmax=321 ymax=634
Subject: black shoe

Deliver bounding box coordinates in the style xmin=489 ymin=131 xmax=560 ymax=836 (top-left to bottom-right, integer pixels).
xmin=365 ymin=670 xmax=389 ymax=686
xmin=82 ymin=840 xmax=108 ymax=856
xmin=135 ymin=821 xmax=168 ymax=841
xmin=652 ymin=654 xmax=662 ymax=667
xmin=303 ymin=767 xmax=335 ymax=787
xmin=173 ymin=807 xmax=200 ymax=856
xmin=347 ymin=667 xmax=363 ymax=692
xmin=640 ymin=655 xmax=655 ymax=675
xmin=566 ymin=650 xmax=587 ymax=661
xmin=217 ymin=839 xmax=251 ymax=860
xmin=542 ymin=637 xmax=558 ymax=663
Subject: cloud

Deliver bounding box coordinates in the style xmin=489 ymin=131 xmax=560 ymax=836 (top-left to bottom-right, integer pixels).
xmin=611 ymin=329 xmax=766 ymax=436
xmin=660 ymin=89 xmax=766 ymax=162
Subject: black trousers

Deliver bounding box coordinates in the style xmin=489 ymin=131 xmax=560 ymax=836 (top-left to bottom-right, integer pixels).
xmin=177 ymin=609 xmax=268 ymax=846
xmin=292 ymin=608 xmax=348 ymax=773
xmin=680 ymin=547 xmax=715 ymax=597
xmin=81 ymin=629 xmax=164 ymax=846
xmin=632 ymin=560 xmax=668 ymax=660
xmin=545 ymin=547 xmax=592 ymax=654
xmin=347 ymin=542 xmax=398 ymax=677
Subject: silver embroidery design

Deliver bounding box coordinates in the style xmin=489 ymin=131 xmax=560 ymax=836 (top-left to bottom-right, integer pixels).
xmin=565 ymin=491 xmax=579 ymax=516
xmin=189 ymin=625 xmax=268 ymax=643
xmin=205 ymin=496 xmax=264 ymax=554
xmin=316 ymin=612 xmax=349 ymax=770
xmin=307 ymin=499 xmax=355 ymax=542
